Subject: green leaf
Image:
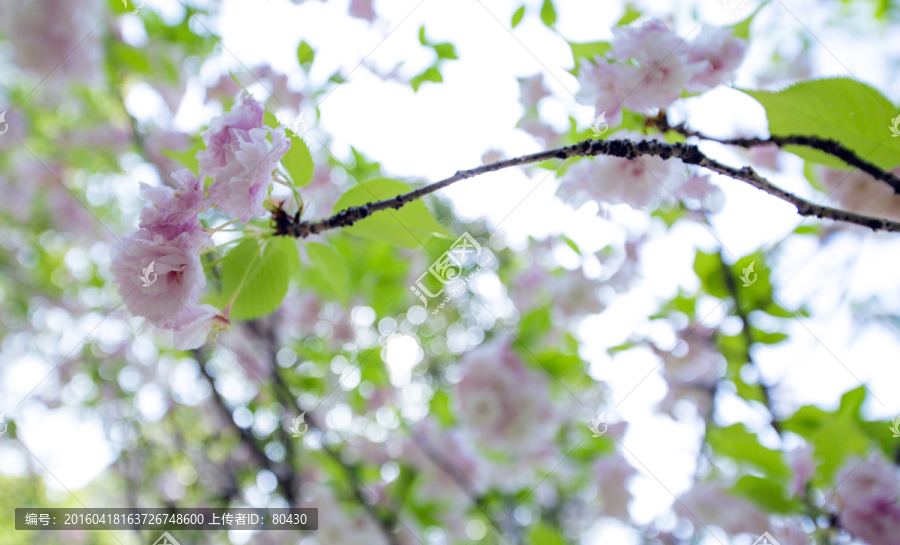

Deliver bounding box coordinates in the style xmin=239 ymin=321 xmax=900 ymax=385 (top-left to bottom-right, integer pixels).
xmin=730 ymin=475 xmax=800 ymax=514
xmin=527 ymin=523 xmax=568 ymax=545
xmin=332 ymin=178 xmax=450 ymax=248
xmin=568 ymin=42 xmax=612 ymax=74
xmin=741 ymin=78 xmax=900 ymax=170
xmin=433 ymin=43 xmax=458 ymax=60
xmin=429 ymin=390 xmax=456 ymax=427
xmin=730 ymin=3 xmax=762 ymax=39
xmin=518 ymin=306 xmax=552 ymax=347
xmin=281 ymin=138 xmax=314 ymax=186
xmin=511 ymin=5 xmax=526 ymax=28
xmin=540 ymin=0 xmax=557 ymax=26
xmin=297 ymin=41 xmax=315 ymax=67
xmin=707 ymin=424 xmax=791 ymax=482
xmin=229 ymin=71 xmax=251 ymax=95
xmin=781 ymin=387 xmax=872 ymax=481
xmin=418 ymin=25 xmax=428 ymax=45
xmin=219 ymin=237 xmax=300 ymax=320
xmin=410 ymin=66 xmax=442 ymax=92
xmin=303 ymin=242 xmax=349 ymax=304
xmin=693 ymin=250 xmax=728 ymax=299
xmin=263 ymin=109 xmax=279 ymax=129
xmin=616 ymin=6 xmax=641 ymax=26
xmin=561 ymin=236 xmax=581 ymax=256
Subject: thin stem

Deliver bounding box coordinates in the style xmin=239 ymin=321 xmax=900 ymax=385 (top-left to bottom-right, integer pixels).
xmin=649 ymin=113 xmax=900 ymax=193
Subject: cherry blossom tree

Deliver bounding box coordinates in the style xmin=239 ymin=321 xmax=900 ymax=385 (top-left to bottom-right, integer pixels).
xmin=1 ymin=1 xmax=899 ymax=545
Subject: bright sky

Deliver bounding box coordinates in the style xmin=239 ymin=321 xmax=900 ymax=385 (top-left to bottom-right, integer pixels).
xmin=4 ymin=0 xmax=900 ymax=543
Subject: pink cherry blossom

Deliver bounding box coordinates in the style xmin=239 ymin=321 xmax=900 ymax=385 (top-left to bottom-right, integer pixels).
xmin=348 ymin=0 xmax=376 ymax=21
xmin=138 ymin=169 xmax=207 ymax=240
xmin=840 ymin=501 xmax=900 ymax=545
xmin=594 ymin=454 xmax=636 ymax=521
xmin=676 ymin=483 xmax=771 ymax=536
xmin=457 ymin=339 xmax=558 ymax=456
xmin=577 ymin=60 xmax=631 ymax=127
xmin=519 ymin=74 xmax=551 ymax=110
xmin=110 ymin=229 xmax=211 ymax=328
xmin=545 ymin=270 xmax=605 ymax=318
xmin=685 ymin=26 xmax=747 ymax=93
xmin=196 ymin=92 xmax=265 ymax=182
xmin=834 ymin=455 xmax=900 ymax=545
xmin=675 ymin=173 xmax=725 ymax=213
xmin=4 ymin=0 xmax=103 ymax=84
xmin=166 ymin=303 xmax=232 ymax=350
xmin=207 ymin=126 xmax=291 ymax=222
xmin=788 ymin=446 xmax=816 ymax=497
xmin=609 ymin=19 xmax=705 ymax=111
xmin=835 ymin=455 xmax=900 ymax=509
xmin=559 ymin=131 xmax=685 ymax=210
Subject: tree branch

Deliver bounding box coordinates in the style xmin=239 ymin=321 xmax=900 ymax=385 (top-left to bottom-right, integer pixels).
xmin=194 ymin=348 xmax=296 ymax=504
xmin=649 ymin=114 xmax=900 ymax=194
xmin=249 ymin=319 xmax=409 ymax=545
xmin=714 ymin=247 xmax=782 ymax=435
xmin=272 ymin=137 xmax=900 ymax=238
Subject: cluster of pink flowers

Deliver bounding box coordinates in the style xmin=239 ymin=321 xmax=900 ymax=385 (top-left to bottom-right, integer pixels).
xmin=111 ymin=93 xmax=291 ymax=348
xmin=558 ymin=20 xmax=743 ymax=212
xmin=834 ymin=455 xmax=900 ymax=545
xmin=456 ymin=339 xmax=559 ymax=456
xmin=578 ymin=19 xmax=746 ymax=125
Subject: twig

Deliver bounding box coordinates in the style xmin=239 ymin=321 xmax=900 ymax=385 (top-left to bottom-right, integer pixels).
xmin=272 ymin=138 xmax=900 ymax=238
xmin=714 ymin=248 xmax=783 ymax=435
xmin=250 ymin=320 xmax=409 ymax=545
xmin=649 ymin=115 xmax=900 ymax=194
xmin=194 ymin=348 xmax=296 ymax=504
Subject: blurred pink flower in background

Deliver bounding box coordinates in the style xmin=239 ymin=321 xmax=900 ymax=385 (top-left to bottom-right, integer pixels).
xmin=593 ymin=454 xmax=636 ymax=521
xmin=2 ymin=0 xmax=103 ymax=84
xmin=788 ymin=446 xmax=817 ymax=497
xmin=457 ymin=339 xmax=559 ymax=456
xmin=519 ymin=74 xmax=551 ymax=110
xmin=834 ymin=455 xmax=900 ymax=545
xmin=559 ymin=132 xmax=686 ymax=210
xmin=676 ymin=483 xmax=771 ymax=536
